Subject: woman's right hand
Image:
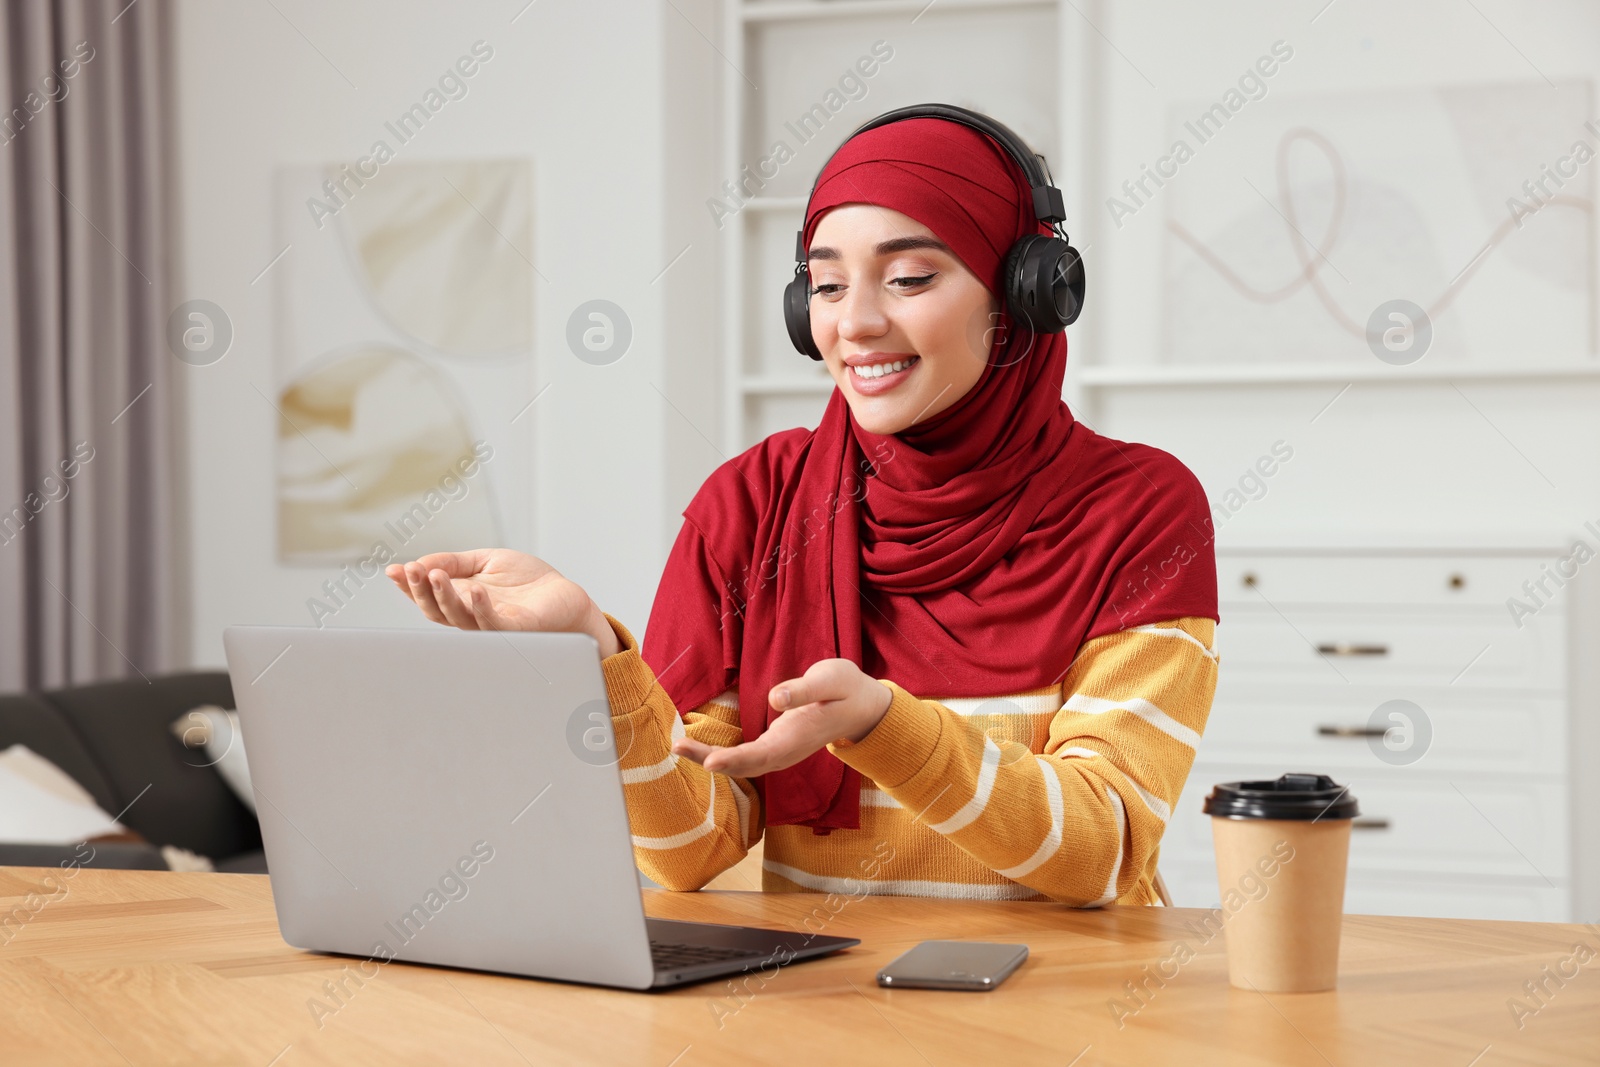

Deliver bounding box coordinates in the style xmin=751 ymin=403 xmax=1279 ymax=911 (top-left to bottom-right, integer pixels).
xmin=385 ymin=549 xmax=621 ymax=657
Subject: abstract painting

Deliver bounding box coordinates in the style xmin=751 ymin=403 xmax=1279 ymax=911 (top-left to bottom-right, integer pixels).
xmin=275 ymin=159 xmax=534 ymax=564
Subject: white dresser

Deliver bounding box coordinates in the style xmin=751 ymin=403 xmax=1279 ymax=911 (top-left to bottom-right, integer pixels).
xmin=1159 ymin=543 xmax=1600 ymax=923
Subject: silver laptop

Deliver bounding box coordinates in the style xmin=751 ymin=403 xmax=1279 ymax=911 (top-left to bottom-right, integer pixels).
xmin=222 ymin=624 xmax=857 ymax=990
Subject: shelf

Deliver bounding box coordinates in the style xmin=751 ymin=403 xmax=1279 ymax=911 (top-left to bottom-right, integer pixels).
xmin=740 ymin=0 xmax=1054 ymax=23
xmin=742 ymin=375 xmax=836 ymax=395
xmin=1073 ymin=360 xmax=1600 ymax=387
xmin=739 ymin=196 xmax=808 ymax=213
xmin=745 ymin=362 xmax=1600 ymax=395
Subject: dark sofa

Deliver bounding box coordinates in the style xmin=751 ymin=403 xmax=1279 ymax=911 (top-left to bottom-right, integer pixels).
xmin=0 ymin=671 xmax=265 ymax=873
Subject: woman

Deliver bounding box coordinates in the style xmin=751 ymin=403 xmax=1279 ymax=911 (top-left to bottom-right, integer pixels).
xmin=386 ymin=115 xmax=1218 ymax=906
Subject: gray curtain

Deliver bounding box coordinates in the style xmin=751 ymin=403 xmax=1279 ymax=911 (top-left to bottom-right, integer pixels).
xmin=0 ymin=0 xmax=177 ymax=690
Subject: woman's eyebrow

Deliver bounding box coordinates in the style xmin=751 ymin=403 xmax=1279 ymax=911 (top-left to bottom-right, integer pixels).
xmin=807 ymin=235 xmax=951 ymax=261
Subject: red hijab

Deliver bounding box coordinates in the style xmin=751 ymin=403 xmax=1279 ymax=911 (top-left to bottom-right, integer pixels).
xmin=640 ymin=117 xmax=1217 ymax=832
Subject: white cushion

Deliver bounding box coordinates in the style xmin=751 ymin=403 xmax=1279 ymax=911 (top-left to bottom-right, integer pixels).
xmin=170 ymin=705 xmax=255 ymax=815
xmin=0 ymin=744 xmax=125 ymax=843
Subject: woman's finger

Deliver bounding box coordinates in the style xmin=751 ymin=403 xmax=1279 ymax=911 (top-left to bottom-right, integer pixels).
xmin=700 ymin=727 xmax=817 ymax=777
xmin=404 ymin=562 xmax=449 ymax=624
xmin=411 ymin=550 xmax=489 ymax=579
xmin=431 ymin=571 xmax=480 ymax=630
xmin=670 ymin=737 xmax=717 ymax=765
xmin=678 ymin=692 xmax=849 ymax=776
xmin=467 ymin=584 xmax=503 ymax=631
xmin=384 ymin=564 xmax=416 ymax=602
xmin=769 ymin=671 xmax=845 ymax=711
xmin=769 ymin=678 xmax=802 ymax=711
xmin=699 ymin=740 xmax=766 ymax=776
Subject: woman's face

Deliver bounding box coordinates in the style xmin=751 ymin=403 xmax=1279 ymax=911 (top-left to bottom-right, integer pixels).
xmin=806 ymin=204 xmax=999 ymax=436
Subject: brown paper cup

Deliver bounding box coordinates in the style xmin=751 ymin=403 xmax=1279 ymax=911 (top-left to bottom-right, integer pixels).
xmin=1204 ymin=773 xmax=1358 ymax=994
xmin=1211 ymin=816 xmax=1351 ymax=992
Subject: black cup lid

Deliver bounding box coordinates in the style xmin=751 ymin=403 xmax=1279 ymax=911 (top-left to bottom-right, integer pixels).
xmin=1202 ymin=773 xmax=1360 ymax=821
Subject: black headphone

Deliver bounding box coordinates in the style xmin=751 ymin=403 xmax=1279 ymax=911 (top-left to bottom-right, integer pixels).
xmin=783 ymin=102 xmax=1086 ymax=362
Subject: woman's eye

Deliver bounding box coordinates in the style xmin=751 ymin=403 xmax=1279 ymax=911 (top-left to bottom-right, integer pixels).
xmin=810 ymin=272 xmax=936 ymax=298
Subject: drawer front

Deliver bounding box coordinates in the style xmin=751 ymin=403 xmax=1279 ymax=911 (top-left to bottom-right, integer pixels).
xmin=1159 ymin=862 xmax=1570 ymax=922
xmin=1217 ymin=554 xmax=1557 ymax=608
xmin=1196 ymin=694 xmax=1566 ymax=776
xmin=1215 ymin=612 xmax=1562 ymax=691
xmin=1162 ymin=766 xmax=1570 ymax=880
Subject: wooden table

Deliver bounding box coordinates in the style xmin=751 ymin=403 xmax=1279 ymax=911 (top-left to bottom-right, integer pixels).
xmin=3 ymin=865 xmax=1596 ymax=1066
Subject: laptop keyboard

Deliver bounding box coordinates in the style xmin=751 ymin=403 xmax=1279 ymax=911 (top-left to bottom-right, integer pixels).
xmin=649 ymin=939 xmax=772 ymax=971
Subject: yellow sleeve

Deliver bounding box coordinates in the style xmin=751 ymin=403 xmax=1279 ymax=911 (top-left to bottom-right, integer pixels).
xmin=827 ymin=618 xmax=1218 ymax=906
xmin=597 ymin=613 xmax=762 ymax=891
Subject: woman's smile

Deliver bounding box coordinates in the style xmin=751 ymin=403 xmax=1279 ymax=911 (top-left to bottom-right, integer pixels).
xmin=847 ymin=353 xmax=921 ymax=394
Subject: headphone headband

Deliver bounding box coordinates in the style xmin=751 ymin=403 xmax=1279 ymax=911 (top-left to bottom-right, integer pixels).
xmin=798 ymin=103 xmax=1067 ymax=251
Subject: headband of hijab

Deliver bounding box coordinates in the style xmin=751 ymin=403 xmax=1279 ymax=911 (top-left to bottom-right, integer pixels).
xmin=641 ymin=117 xmax=1217 ymax=832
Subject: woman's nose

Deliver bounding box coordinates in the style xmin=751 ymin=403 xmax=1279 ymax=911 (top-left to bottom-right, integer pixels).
xmin=836 ymin=284 xmax=889 ymax=342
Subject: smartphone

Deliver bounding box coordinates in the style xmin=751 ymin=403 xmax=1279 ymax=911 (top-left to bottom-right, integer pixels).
xmin=876 ymin=940 xmax=1029 ymax=991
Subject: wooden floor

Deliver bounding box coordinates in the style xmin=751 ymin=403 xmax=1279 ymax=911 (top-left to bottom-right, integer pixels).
xmin=3 ymin=862 xmax=1597 ymax=1066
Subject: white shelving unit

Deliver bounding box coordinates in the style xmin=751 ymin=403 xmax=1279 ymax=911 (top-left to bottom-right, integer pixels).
xmin=739 ymin=0 xmax=1053 ymax=22
xmin=1075 ymin=361 xmax=1600 ymax=388
xmin=718 ymin=0 xmax=1070 ymax=453
xmin=716 ymin=2 xmax=1600 ymax=434
xmin=728 ymin=360 xmax=1600 ymax=395
xmin=711 ymin=1 xmax=1600 ymax=924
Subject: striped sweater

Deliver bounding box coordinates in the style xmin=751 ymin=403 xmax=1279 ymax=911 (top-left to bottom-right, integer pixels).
xmin=598 ymin=612 xmax=1218 ymax=905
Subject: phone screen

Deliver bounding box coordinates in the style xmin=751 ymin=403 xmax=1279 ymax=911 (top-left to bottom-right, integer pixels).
xmin=876 ymin=940 xmax=1029 ymax=991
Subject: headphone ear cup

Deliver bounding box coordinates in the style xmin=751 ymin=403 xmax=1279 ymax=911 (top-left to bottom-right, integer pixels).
xmin=784 ymin=270 xmax=823 ymax=361
xmin=1058 ymin=243 xmax=1086 ymax=327
xmin=1003 ymin=235 xmax=1085 ymax=332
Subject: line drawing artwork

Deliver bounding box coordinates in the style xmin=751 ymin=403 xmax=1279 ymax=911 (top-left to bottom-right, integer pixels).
xmin=1160 ymin=82 xmax=1596 ymax=365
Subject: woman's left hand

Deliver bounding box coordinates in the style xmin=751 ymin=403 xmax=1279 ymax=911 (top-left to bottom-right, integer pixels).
xmin=671 ymin=659 xmax=893 ymax=777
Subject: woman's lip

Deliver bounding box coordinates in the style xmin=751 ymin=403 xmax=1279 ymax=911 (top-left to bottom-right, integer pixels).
xmin=848 ymin=356 xmax=919 ymax=395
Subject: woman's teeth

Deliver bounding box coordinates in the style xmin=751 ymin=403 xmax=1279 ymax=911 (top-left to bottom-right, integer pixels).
xmin=851 ymin=357 xmax=918 ymax=380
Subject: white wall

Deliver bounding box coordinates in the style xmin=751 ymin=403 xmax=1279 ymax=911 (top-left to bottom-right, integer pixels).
xmin=173 ymin=0 xmax=680 ymax=665
xmin=660 ymin=0 xmax=727 ymax=553
xmin=173 ymin=0 xmax=1600 ymax=671
xmin=1072 ymin=0 xmax=1600 ymax=550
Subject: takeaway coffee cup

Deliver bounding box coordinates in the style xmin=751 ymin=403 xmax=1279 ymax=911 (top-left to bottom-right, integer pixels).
xmin=1203 ymin=773 xmax=1359 ymax=993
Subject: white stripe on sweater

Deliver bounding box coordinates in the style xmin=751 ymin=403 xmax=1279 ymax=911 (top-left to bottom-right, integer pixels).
xmin=730 ymin=775 xmax=752 ymax=848
xmin=1061 ymin=693 xmax=1201 ymax=750
xmin=937 ymin=692 xmax=1062 ymax=717
xmin=1131 ymin=623 xmax=1217 ymax=661
xmin=623 ymin=709 xmax=688 ymax=784
xmin=763 ymin=860 xmax=1047 ymax=901
xmin=632 ymin=767 xmax=718 ymax=850
xmin=1055 ymin=746 xmax=1171 ymax=824
xmin=1123 ymin=774 xmax=1171 ymax=824
xmin=995 ymin=757 xmax=1064 ymax=880
xmin=1089 ymin=783 xmax=1128 ymax=907
xmin=860 ymin=785 xmax=902 ymax=808
xmin=928 ymin=736 xmax=1002 ymax=835
xmin=621 ymin=752 xmax=678 ymax=784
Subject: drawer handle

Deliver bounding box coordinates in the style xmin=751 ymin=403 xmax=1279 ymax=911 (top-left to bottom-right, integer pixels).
xmin=1315 ymin=643 xmax=1389 ymax=657
xmin=1317 ymin=724 xmax=1389 ymax=738
xmin=1352 ymin=817 xmax=1390 ymax=830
